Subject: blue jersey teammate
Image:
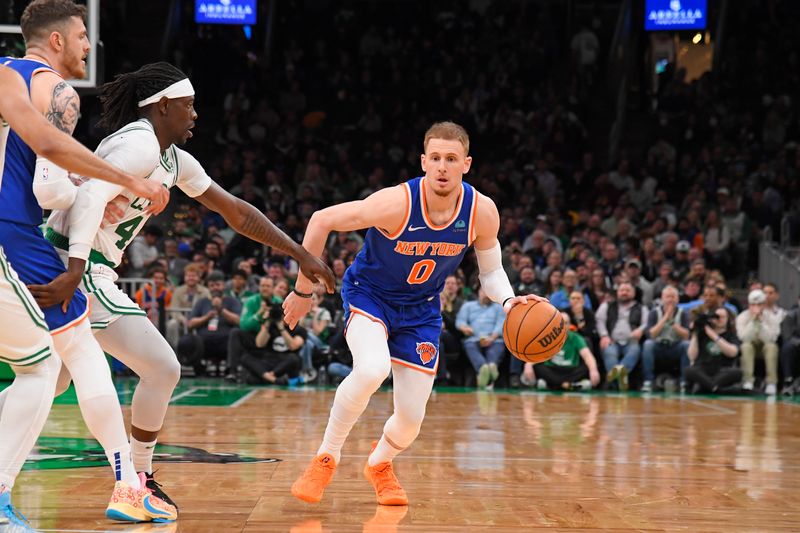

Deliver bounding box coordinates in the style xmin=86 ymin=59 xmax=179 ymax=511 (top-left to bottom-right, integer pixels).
xmin=283 ymin=121 xmax=544 ymax=506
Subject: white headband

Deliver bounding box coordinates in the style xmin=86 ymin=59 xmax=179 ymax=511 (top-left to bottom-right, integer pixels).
xmin=137 ymin=78 xmax=195 ymax=108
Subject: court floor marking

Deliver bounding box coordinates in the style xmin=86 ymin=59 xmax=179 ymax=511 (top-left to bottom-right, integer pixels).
xmin=230 ymin=388 xmax=258 ymax=408
xmin=168 ymin=386 xmax=200 ymax=403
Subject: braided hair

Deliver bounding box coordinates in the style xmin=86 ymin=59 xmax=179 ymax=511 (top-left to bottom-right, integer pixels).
xmin=98 ymin=62 xmax=188 ymax=132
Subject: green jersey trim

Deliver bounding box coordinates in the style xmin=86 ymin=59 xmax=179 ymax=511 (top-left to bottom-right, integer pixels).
xmin=45 ymin=228 xmax=117 ymax=268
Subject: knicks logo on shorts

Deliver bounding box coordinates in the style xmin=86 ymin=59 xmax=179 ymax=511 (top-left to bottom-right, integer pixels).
xmin=415 ymin=342 xmax=437 ymax=365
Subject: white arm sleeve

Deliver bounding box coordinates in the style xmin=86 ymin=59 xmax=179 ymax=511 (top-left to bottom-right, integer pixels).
xmin=476 ymin=241 xmax=516 ymax=305
xmin=67 ymin=128 xmax=160 ymax=260
xmin=32 ymin=158 xmax=78 ymax=210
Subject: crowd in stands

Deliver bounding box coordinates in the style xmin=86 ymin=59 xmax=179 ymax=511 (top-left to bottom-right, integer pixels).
xmin=93 ymin=1 xmax=799 ymax=395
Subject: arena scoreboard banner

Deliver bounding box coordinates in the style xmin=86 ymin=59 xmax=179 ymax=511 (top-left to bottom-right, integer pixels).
xmin=196 ymin=0 xmax=257 ymax=25
xmin=645 ymin=0 xmax=706 ymax=31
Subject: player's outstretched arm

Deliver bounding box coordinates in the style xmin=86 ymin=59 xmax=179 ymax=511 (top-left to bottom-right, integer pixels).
xmin=282 ymin=185 xmax=408 ymax=328
xmin=0 ymin=67 xmax=168 ymax=214
xmin=196 ymin=182 xmax=335 ymax=291
xmin=472 ymin=192 xmax=547 ymax=313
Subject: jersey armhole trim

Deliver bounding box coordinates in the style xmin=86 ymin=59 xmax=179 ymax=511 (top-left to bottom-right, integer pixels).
xmin=378 ymin=182 xmax=411 ymax=240
xmin=468 ymin=190 xmax=479 ymax=246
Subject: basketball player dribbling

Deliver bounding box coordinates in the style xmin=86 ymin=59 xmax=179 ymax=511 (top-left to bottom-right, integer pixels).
xmin=283 ymin=121 xmax=545 ymax=505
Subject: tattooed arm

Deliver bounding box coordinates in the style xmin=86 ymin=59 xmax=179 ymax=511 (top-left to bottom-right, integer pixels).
xmin=45 ymin=81 xmax=81 ymax=134
xmin=197 ymin=182 xmax=335 ymax=291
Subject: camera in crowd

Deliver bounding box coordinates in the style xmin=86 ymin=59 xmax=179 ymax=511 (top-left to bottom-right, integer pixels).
xmin=693 ymin=311 xmax=718 ymax=332
xmin=268 ymin=303 xmax=284 ymax=322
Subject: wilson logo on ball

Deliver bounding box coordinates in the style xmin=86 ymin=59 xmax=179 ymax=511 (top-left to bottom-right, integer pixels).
xmin=537 ymin=319 xmax=565 ymax=348
xmin=416 ymin=342 xmax=437 ymax=364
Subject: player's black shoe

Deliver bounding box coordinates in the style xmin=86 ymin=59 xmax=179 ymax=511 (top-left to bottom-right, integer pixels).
xmin=143 ymin=471 xmax=179 ymax=511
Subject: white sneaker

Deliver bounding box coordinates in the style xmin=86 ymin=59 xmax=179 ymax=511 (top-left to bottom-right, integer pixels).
xmin=520 ymin=372 xmax=535 ymax=388
xmin=641 ymin=380 xmax=653 ymax=393
xmin=577 ymin=379 xmax=592 ymax=391
xmin=742 ymin=381 xmax=754 ymax=391
xmin=536 ymin=379 xmax=547 ymax=390
xmin=765 ymin=383 xmax=777 ymax=396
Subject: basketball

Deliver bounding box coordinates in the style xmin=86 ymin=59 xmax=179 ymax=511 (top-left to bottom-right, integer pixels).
xmin=503 ymin=300 xmax=567 ymax=363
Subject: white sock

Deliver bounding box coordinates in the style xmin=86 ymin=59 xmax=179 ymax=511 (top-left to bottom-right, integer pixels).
xmin=105 ymin=445 xmax=140 ymax=489
xmin=130 ymin=435 xmax=157 ymax=474
xmin=368 ymin=434 xmax=404 ymax=466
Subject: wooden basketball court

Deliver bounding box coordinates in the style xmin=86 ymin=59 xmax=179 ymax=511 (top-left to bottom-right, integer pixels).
xmin=5 ymin=380 xmax=800 ymax=532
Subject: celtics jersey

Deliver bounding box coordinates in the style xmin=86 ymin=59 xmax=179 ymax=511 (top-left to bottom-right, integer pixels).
xmin=46 ymin=119 xmax=212 ymax=267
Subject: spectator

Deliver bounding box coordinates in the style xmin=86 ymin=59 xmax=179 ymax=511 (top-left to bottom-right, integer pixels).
xmin=226 ymin=276 xmax=282 ymax=380
xmin=567 ymin=290 xmax=599 ymax=347
xmin=526 ymin=312 xmax=600 ymax=390
xmin=685 ymin=307 xmax=741 ymax=394
xmin=178 ymin=271 xmax=242 ymax=376
xmin=548 ymin=269 xmax=581 ymax=310
xmin=127 ymin=225 xmax=162 ymax=277
xmin=641 ymin=286 xmax=690 ymax=392
xmin=166 ymin=263 xmax=212 ymax=348
xmin=736 ymin=289 xmax=780 ymax=395
xmin=241 ymin=309 xmax=307 ymax=385
xmin=298 ymin=291 xmax=332 ymax=380
xmin=513 ymin=265 xmax=543 ymax=296
xmin=585 ymin=267 xmax=609 ymax=310
xmin=625 ymin=259 xmax=653 ymax=307
xmin=162 ymin=238 xmax=188 ymax=284
xmin=780 ymin=307 xmax=800 ymax=396
xmin=440 ymin=275 xmax=465 ymax=386
xmin=225 ymin=269 xmax=256 ymax=304
xmin=596 ymin=282 xmax=647 ymax=390
xmin=763 ymin=282 xmax=787 ymax=324
xmin=135 ymin=266 xmax=172 ymax=329
xmin=456 ymin=288 xmax=505 ymax=390
xmin=703 ymin=210 xmax=730 ymax=271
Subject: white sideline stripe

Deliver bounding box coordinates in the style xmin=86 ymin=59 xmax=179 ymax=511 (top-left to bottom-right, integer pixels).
xmin=230 ymin=388 xmax=258 ymax=408
xmin=168 ymin=386 xmax=199 ymax=403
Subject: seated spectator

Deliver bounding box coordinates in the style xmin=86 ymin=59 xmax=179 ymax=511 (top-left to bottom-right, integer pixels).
xmin=456 ymin=288 xmax=505 ymax=390
xmin=166 ymin=263 xmax=212 ymax=348
xmin=548 ymin=269 xmax=581 ymax=310
xmin=177 ymin=271 xmax=242 ymax=376
xmin=225 ymin=269 xmax=256 ymax=304
xmin=567 ymin=290 xmax=599 ymax=356
xmin=525 ymin=312 xmax=600 ymax=390
xmin=439 ymin=275 xmax=465 ymax=386
xmin=763 ymin=282 xmax=787 ymax=324
xmin=780 ymin=306 xmax=800 ymax=396
xmin=127 ymin=225 xmax=162 ymax=277
xmin=625 ymin=259 xmax=653 ymax=307
xmin=736 ymin=289 xmax=780 ymax=395
xmin=241 ymin=308 xmax=307 ymax=385
xmin=596 ymin=282 xmax=647 ymax=390
xmin=513 ymin=265 xmax=543 ymax=297
xmin=585 ymin=267 xmax=609 ymax=310
xmin=298 ymin=291 xmax=332 ymax=379
xmin=681 ymin=283 xmax=737 ymax=317
xmin=226 ymin=276 xmax=282 ymax=379
xmin=685 ymin=307 xmax=741 ymax=393
xmin=642 ymin=286 xmax=690 ymax=392
xmin=135 ymin=266 xmax=172 ymax=329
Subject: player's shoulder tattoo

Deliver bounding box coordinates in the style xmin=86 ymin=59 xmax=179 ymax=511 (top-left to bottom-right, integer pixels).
xmin=45 ymin=81 xmax=80 ymax=134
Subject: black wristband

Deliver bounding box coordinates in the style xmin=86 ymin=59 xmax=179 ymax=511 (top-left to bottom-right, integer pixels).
xmin=502 ymin=297 xmax=514 ymax=307
xmin=293 ymin=288 xmax=313 ymax=298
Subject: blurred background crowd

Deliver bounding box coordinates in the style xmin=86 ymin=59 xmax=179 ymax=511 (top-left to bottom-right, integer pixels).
xmin=8 ymin=0 xmax=798 ymax=395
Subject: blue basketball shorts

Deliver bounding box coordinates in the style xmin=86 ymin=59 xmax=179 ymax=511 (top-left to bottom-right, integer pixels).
xmin=342 ymin=283 xmax=441 ymax=375
xmin=0 ymin=221 xmax=87 ymax=331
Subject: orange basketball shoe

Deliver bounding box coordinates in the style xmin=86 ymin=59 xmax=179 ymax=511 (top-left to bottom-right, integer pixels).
xmin=363 ymin=442 xmax=408 ymax=506
xmin=291 ymin=454 xmax=337 ymax=503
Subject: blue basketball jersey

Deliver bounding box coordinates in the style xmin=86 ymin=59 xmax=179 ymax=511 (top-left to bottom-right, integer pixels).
xmin=343 ymin=176 xmax=477 ymax=305
xmin=0 ymin=57 xmax=59 ymax=226
xmin=0 ymin=57 xmax=86 ymax=331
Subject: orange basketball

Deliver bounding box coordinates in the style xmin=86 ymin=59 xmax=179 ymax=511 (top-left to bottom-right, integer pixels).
xmin=503 ymin=300 xmax=567 ymax=363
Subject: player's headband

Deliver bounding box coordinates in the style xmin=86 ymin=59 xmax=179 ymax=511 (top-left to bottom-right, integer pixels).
xmin=137 ymin=78 xmax=195 ymax=108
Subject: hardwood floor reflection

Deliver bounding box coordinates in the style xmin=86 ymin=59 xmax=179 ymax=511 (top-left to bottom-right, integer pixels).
xmin=10 ymin=386 xmax=800 ymax=531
